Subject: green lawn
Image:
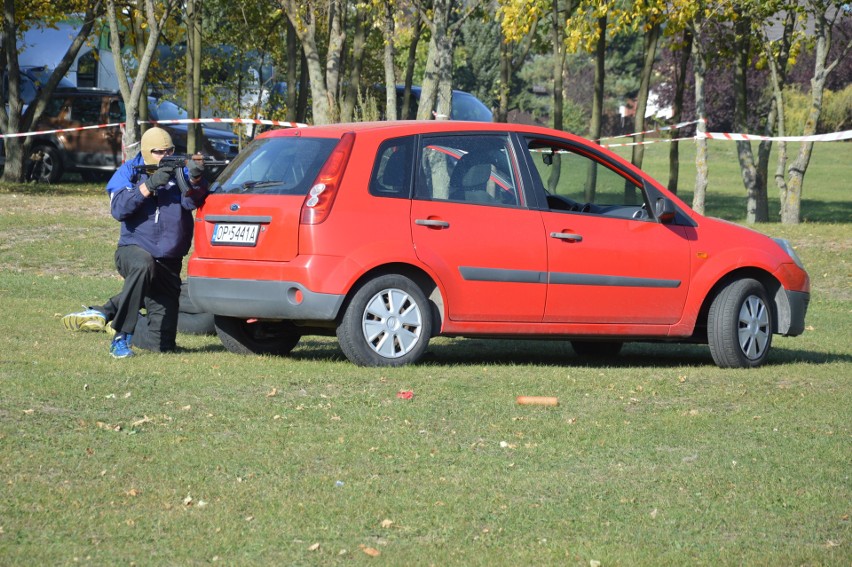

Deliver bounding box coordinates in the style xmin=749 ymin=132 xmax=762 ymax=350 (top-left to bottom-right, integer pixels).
xmin=0 ymin=139 xmax=850 ymax=565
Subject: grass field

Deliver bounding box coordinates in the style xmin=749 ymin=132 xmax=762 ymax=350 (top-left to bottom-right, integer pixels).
xmin=1 ymin=139 xmax=850 ymax=565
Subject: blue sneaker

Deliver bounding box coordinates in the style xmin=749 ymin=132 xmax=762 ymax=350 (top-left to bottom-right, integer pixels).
xmin=62 ymin=307 xmax=106 ymax=332
xmin=110 ymin=335 xmax=134 ymax=359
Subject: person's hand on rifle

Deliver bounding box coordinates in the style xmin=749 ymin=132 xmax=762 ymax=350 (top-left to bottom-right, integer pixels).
xmin=188 ymin=154 xmax=205 ymax=183
xmin=143 ymin=164 xmax=175 ymax=197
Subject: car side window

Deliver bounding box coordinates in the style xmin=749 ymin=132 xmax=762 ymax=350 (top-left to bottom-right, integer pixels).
xmin=415 ymin=134 xmax=521 ymax=207
xmin=71 ymin=97 xmax=103 ymax=125
xmin=369 ymin=137 xmax=414 ymax=199
xmin=525 ymin=138 xmax=651 ymax=220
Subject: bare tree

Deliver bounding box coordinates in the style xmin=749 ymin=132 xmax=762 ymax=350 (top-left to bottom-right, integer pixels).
xmin=106 ymin=0 xmax=176 ymax=155
xmin=779 ymin=1 xmax=851 ymax=224
xmin=0 ymin=0 xmax=102 ymax=182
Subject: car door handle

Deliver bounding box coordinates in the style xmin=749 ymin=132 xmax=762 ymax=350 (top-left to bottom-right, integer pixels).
xmin=415 ymin=219 xmax=450 ymax=229
xmin=550 ymin=231 xmax=583 ymax=242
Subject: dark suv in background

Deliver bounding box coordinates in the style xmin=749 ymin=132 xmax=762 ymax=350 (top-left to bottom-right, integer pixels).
xmin=3 ymin=88 xmax=239 ymax=183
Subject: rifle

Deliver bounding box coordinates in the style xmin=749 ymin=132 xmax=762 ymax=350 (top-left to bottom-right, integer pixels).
xmin=134 ymin=154 xmax=230 ymax=195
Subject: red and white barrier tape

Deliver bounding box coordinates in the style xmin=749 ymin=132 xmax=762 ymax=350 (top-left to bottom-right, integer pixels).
xmin=698 ymin=129 xmax=852 ymax=142
xmin=603 ymin=136 xmax=697 ymax=148
xmin=0 ymin=121 xmax=125 ymax=138
xmin=148 ymin=117 xmax=309 ymax=128
xmin=0 ymin=117 xmax=307 ymax=139
xmin=599 ymin=119 xmax=703 ymax=142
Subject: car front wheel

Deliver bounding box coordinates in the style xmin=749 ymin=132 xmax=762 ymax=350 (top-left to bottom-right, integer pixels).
xmin=337 ymin=274 xmax=432 ymax=367
xmin=214 ymin=315 xmax=301 ymax=356
xmin=708 ymin=278 xmax=773 ymax=368
xmin=26 ymin=144 xmax=63 ymax=183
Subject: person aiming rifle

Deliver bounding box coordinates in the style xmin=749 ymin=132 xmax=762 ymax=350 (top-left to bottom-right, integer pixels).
xmin=133 ymin=153 xmax=229 ymax=195
xmin=103 ymin=127 xmax=210 ymax=358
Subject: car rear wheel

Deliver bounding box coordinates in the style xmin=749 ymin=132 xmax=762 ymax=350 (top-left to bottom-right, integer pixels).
xmin=214 ymin=315 xmax=301 ymax=356
xmin=337 ymin=274 xmax=432 ymax=367
xmin=708 ymin=278 xmax=772 ymax=368
xmin=26 ymin=144 xmax=63 ymax=183
xmin=571 ymin=340 xmax=623 ymax=358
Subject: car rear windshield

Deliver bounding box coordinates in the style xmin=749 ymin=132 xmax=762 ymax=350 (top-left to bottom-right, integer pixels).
xmin=213 ymin=136 xmax=338 ymax=195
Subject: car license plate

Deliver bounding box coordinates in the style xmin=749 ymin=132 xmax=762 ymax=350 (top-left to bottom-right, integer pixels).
xmin=212 ymin=223 xmax=260 ymax=246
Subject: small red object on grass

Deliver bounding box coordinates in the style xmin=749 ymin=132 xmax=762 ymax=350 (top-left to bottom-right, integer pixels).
xmin=396 ymin=390 xmax=414 ymax=400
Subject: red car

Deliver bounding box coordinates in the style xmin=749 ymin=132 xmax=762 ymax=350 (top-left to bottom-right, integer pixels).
xmin=187 ymin=121 xmax=809 ymax=368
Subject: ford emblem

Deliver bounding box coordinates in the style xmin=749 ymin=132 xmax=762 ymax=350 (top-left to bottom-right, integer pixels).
xmin=230 ymin=203 xmax=240 ymax=211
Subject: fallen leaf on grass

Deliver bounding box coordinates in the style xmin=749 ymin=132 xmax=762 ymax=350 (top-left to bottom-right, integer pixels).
xmin=308 ymin=543 xmax=320 ymax=551
xmin=126 ymin=488 xmax=141 ymax=497
xmin=132 ymin=416 xmax=153 ymax=427
xmin=380 ymin=519 xmax=394 ymax=528
xmin=266 ymin=388 xmax=278 ymax=397
xmin=22 ymin=409 xmax=34 ymax=415
xmin=359 ymin=545 xmax=381 ymax=557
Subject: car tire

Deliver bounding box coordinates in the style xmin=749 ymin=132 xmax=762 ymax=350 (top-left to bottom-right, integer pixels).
xmin=337 ymin=274 xmax=432 ymax=367
xmin=26 ymin=144 xmax=63 ymax=183
xmin=214 ymin=315 xmax=301 ymax=356
xmin=571 ymin=340 xmax=623 ymax=358
xmin=708 ymin=278 xmax=772 ymax=368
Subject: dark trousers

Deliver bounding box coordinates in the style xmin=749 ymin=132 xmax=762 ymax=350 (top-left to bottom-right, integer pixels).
xmin=112 ymin=245 xmax=182 ymax=352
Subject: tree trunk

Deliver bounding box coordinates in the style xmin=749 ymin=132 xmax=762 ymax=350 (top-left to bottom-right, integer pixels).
xmin=185 ymin=0 xmax=202 ymax=153
xmin=108 ymin=0 xmax=172 ymax=160
xmin=780 ymin=7 xmax=847 ymax=224
xmin=340 ymin=6 xmax=367 ymax=122
xmin=733 ymin=17 xmax=765 ymax=223
xmin=585 ymin=14 xmax=606 ymax=202
xmin=625 ymin=22 xmax=660 ymax=205
xmin=691 ymin=31 xmax=708 ymax=215
xmin=667 ymin=29 xmax=692 ymax=196
xmin=324 ymin=0 xmax=345 ymax=123
xmin=282 ymin=1 xmax=346 ymax=125
xmin=497 ymin=34 xmax=510 ymax=123
xmin=1 ymin=0 xmax=99 ymax=181
xmin=417 ymin=0 xmax=450 ymax=120
xmin=756 ymin=11 xmax=794 ymax=220
xmin=546 ymin=0 xmax=566 ymax=191
xmin=382 ymin=0 xmax=397 ymax=121
xmin=286 ymin=19 xmax=298 ymax=122
xmin=402 ymin=19 xmax=422 ymax=119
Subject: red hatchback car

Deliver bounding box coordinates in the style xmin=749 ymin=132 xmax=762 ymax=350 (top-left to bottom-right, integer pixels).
xmin=187 ymin=121 xmax=809 ymax=368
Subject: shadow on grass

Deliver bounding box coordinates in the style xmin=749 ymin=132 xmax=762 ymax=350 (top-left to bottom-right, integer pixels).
xmin=676 ymin=193 xmax=852 ymax=224
xmin=220 ymin=337 xmax=851 ymax=369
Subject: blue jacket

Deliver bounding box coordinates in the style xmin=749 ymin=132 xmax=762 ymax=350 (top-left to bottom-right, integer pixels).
xmin=107 ymin=153 xmax=208 ymax=259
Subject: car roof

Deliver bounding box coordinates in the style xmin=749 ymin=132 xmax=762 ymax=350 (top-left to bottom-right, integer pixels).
xmin=259 ymin=120 xmax=573 ymax=140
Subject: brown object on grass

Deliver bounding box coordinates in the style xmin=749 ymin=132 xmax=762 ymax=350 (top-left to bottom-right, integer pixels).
xmin=516 ymin=396 xmax=559 ymax=406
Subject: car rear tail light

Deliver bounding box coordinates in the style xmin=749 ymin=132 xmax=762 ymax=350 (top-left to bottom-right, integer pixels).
xmin=300 ymin=132 xmax=356 ymax=225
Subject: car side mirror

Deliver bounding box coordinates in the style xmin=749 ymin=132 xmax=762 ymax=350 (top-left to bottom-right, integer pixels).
xmin=655 ymin=197 xmax=676 ymax=223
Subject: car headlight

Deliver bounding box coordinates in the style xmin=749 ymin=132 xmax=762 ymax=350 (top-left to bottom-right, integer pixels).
xmin=773 ymin=238 xmax=805 ymax=269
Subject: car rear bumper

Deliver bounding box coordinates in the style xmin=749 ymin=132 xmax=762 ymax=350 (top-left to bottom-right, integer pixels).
xmin=777 ymin=289 xmax=809 ymax=336
xmin=188 ymin=276 xmax=345 ymax=321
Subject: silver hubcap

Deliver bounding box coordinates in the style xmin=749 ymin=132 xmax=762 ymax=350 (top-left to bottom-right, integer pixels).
xmin=362 ymin=288 xmax=423 ymax=359
xmin=738 ymin=295 xmax=770 ymax=360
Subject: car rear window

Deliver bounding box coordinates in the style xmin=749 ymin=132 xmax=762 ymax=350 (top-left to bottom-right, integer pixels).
xmin=214 ymin=136 xmax=338 ymax=195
